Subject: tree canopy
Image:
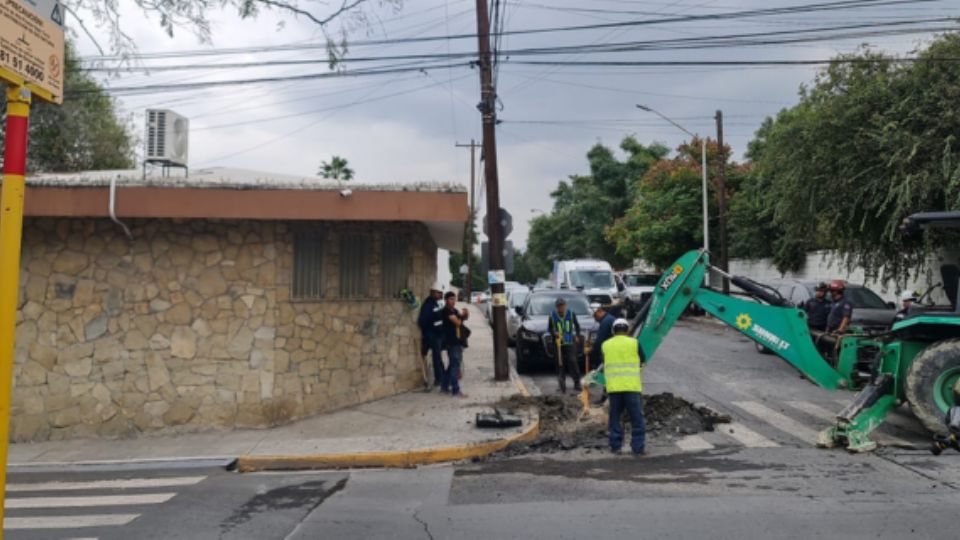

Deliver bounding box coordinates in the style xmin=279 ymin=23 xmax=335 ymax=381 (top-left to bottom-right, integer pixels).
xmin=0 ymin=43 xmax=135 ymax=173
xmin=748 ymin=32 xmax=960 ymax=283
xmin=318 ymin=156 xmax=354 ymax=181
xmin=525 ymin=137 xmax=668 ymax=275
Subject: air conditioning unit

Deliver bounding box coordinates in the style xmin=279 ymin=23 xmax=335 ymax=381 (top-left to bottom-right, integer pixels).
xmin=145 ymin=109 xmax=189 ymax=167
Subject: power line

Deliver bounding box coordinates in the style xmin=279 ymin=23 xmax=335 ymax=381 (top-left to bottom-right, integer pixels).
xmin=79 ymin=0 xmax=944 ymax=62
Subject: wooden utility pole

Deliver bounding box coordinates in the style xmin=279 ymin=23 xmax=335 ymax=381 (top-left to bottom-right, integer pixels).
xmin=715 ymin=110 xmax=730 ymax=294
xmin=474 ymin=0 xmax=509 ymax=381
xmin=455 ymin=139 xmax=480 ymax=302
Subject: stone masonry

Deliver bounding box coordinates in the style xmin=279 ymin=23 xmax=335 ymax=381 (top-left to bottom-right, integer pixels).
xmin=12 ymin=217 xmax=434 ymax=442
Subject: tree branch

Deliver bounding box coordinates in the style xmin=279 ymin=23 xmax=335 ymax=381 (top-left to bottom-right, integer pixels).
xmin=255 ymin=0 xmax=372 ymax=26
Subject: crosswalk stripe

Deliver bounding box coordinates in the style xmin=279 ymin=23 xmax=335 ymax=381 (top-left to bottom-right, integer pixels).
xmin=787 ymin=400 xmax=839 ymax=423
xmin=675 ymin=435 xmax=714 ymax=451
xmin=732 ymin=401 xmax=820 ymax=444
xmin=6 ymin=493 xmax=176 ymax=509
xmin=5 ymin=514 xmax=139 ymax=529
xmin=7 ymin=476 xmax=206 ymax=492
xmin=788 ymin=401 xmax=916 ymax=448
xmin=716 ymin=422 xmax=780 ymax=448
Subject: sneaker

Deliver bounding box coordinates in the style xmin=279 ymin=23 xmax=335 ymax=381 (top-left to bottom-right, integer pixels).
xmin=452 ymin=392 xmax=468 ymax=399
xmin=632 ymin=450 xmax=647 ymax=457
xmin=610 ymin=448 xmax=622 ymax=455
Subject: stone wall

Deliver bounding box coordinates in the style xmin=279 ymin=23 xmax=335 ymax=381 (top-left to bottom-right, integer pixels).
xmin=12 ymin=217 xmax=435 ymax=441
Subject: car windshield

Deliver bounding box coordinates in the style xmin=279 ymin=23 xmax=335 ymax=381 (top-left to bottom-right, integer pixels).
xmin=568 ymin=270 xmax=614 ymax=289
xmin=625 ymin=274 xmax=659 ymax=287
xmin=526 ymin=295 xmax=591 ymax=316
xmin=845 ymin=287 xmax=889 ymax=309
xmin=509 ymin=291 xmax=529 ymax=307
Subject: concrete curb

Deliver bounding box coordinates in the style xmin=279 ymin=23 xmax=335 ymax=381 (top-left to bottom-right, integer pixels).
xmin=234 ymin=374 xmax=539 ymax=472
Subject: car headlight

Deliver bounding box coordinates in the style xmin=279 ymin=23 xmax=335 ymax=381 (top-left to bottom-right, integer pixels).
xmin=520 ymin=329 xmax=540 ymax=341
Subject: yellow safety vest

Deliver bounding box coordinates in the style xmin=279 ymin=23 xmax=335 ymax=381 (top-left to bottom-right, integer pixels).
xmin=602 ymin=335 xmax=642 ymax=393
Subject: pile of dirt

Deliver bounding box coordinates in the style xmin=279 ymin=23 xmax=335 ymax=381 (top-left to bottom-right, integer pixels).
xmin=482 ymin=392 xmax=730 ymax=459
xmin=645 ymin=393 xmax=731 ymax=435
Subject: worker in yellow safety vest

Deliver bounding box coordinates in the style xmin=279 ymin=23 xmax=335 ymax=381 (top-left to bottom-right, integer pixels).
xmin=601 ymin=318 xmax=647 ymax=455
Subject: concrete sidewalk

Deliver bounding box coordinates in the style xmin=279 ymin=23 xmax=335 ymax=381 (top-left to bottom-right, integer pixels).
xmin=9 ymin=304 xmax=537 ymax=470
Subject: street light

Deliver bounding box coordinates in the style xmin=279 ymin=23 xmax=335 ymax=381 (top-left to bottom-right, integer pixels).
xmin=636 ymin=104 xmax=709 ymax=256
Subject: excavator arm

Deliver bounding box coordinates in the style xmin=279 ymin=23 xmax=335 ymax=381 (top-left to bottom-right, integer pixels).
xmin=635 ymin=250 xmax=849 ymax=390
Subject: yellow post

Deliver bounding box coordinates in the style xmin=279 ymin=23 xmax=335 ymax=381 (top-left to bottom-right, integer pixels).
xmin=0 ymin=85 xmax=32 ymax=535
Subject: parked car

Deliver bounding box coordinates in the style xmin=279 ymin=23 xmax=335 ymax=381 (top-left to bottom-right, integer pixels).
xmin=484 ymin=282 xmax=526 ymax=324
xmin=620 ymin=272 xmax=660 ymax=318
xmin=472 ymin=290 xmax=490 ymax=305
xmin=552 ymin=259 xmax=623 ymax=314
xmin=754 ymin=279 xmax=896 ymax=354
xmin=505 ymin=288 xmax=531 ymax=345
xmin=514 ymin=290 xmax=599 ymax=374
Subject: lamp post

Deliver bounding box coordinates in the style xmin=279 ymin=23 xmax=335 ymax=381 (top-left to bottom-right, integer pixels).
xmin=636 ymin=105 xmax=709 ymax=256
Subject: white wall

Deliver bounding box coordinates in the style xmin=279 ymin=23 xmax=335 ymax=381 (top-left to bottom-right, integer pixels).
xmin=726 ymin=249 xmax=958 ymax=304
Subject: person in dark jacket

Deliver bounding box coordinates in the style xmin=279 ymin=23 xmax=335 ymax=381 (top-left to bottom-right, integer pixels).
xmin=803 ymin=282 xmax=832 ymax=331
xmin=826 ymin=280 xmax=853 ymax=333
xmin=441 ymin=291 xmax=470 ymax=398
xmin=590 ymin=303 xmax=616 ymax=369
xmin=418 ymin=282 xmax=445 ymax=389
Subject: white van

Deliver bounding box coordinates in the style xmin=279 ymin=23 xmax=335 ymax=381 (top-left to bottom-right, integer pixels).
xmin=551 ymin=259 xmax=623 ymax=311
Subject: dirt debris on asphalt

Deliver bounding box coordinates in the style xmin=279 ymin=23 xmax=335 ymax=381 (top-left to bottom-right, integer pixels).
xmin=482 ymin=392 xmax=731 ymax=459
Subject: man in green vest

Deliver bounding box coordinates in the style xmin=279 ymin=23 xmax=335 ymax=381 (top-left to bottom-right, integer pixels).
xmin=549 ymin=297 xmax=582 ymax=394
xmin=601 ymin=318 xmax=647 ymax=455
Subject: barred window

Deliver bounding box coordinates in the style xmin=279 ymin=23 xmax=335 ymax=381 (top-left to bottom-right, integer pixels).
xmin=293 ymin=229 xmax=325 ymax=300
xmin=382 ymin=234 xmax=411 ymax=297
xmin=340 ymin=232 xmax=371 ymax=298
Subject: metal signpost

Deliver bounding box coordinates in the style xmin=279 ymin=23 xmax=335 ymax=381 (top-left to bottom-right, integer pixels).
xmin=0 ymin=1 xmax=64 ymax=533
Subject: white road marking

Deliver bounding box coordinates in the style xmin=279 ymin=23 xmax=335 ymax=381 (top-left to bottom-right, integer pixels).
xmin=7 ymin=476 xmax=206 ymax=492
xmin=788 ymin=401 xmax=915 ymax=448
xmin=787 ymin=400 xmax=840 ymax=423
xmin=5 ymin=514 xmax=139 ymax=529
xmin=675 ymin=435 xmax=714 ymax=451
xmin=732 ymin=401 xmax=820 ymax=445
xmin=717 ymin=422 xmax=780 ymax=448
xmin=6 ymin=493 xmax=176 ymax=509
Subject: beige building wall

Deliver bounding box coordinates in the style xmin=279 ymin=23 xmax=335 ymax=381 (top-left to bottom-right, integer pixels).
xmin=12 ymin=217 xmax=435 ymax=442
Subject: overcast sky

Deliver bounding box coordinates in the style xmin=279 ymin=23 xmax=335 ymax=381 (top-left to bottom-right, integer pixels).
xmin=71 ymin=0 xmax=957 ymax=250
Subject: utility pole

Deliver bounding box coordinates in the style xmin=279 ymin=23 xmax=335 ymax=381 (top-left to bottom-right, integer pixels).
xmin=455 ymin=139 xmax=480 ymax=302
xmin=715 ymin=110 xmax=729 ymax=294
xmin=474 ymin=0 xmax=509 ymax=381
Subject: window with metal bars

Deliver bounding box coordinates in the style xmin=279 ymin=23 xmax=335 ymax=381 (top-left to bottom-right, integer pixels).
xmin=340 ymin=232 xmax=371 ymax=298
xmin=292 ymin=229 xmax=325 ymax=300
xmin=381 ymin=234 xmax=411 ymax=298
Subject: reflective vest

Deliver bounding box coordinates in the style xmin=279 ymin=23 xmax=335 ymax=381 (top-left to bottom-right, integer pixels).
xmin=602 ymin=335 xmax=642 ymax=393
xmin=551 ymin=310 xmax=575 ymax=345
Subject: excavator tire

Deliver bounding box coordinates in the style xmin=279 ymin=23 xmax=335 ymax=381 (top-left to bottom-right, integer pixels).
xmin=905 ymin=339 xmax=960 ymax=435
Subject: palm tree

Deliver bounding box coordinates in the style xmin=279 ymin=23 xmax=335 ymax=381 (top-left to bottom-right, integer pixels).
xmin=318 ymin=156 xmax=354 ymax=181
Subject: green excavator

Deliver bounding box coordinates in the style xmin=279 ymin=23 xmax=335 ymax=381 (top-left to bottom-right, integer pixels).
xmin=623 ymin=211 xmax=960 ymax=451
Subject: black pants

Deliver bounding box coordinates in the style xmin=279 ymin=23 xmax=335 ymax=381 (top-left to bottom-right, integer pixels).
xmin=557 ymin=344 xmax=582 ymax=391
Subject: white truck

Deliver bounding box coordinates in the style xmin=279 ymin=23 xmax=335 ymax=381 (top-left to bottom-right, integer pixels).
xmin=551 ymin=259 xmax=623 ymax=313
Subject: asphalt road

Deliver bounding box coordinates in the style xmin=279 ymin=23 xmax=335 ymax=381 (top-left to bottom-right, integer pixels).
xmin=7 ymin=319 xmax=959 ymax=539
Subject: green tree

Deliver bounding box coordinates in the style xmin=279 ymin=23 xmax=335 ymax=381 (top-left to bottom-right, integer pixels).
xmin=526 ymin=137 xmax=668 ymax=270
xmin=318 ymin=156 xmax=354 ymax=181
xmin=749 ymin=33 xmax=960 ymax=283
xmin=0 ymin=43 xmax=135 ymax=172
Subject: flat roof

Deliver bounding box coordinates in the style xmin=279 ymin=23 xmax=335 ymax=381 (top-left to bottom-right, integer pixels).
xmin=18 ymin=167 xmax=468 ymax=251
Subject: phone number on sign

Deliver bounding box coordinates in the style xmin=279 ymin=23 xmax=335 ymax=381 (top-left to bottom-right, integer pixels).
xmin=0 ymin=49 xmax=44 ymax=82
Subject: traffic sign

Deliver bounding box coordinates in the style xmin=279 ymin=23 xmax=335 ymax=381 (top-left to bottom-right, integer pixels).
xmin=483 ymin=207 xmax=513 ymax=238
xmin=481 ymin=240 xmax=514 ymax=274
xmin=0 ymin=0 xmax=65 ymax=104
xmin=459 ymin=264 xmax=468 ymax=275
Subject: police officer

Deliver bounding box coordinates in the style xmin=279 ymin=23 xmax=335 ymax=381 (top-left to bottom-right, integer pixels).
xmin=803 ymin=282 xmax=832 ymax=331
xmin=826 ymin=280 xmax=853 ymax=333
xmin=590 ymin=303 xmax=616 ymax=369
xmin=549 ymin=297 xmax=582 ymax=394
xmin=602 ymin=318 xmax=647 ymax=455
